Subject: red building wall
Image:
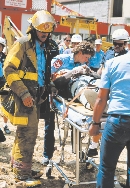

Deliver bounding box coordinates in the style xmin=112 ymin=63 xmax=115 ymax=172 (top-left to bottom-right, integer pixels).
xmin=0 ymin=0 xmax=70 ymax=34
xmin=0 ymin=0 xmax=33 ymax=32
xmin=1 ymin=0 xmax=130 ymax=36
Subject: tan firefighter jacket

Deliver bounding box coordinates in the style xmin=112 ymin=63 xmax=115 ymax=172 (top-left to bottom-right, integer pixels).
xmin=2 ymin=34 xmax=59 ymax=126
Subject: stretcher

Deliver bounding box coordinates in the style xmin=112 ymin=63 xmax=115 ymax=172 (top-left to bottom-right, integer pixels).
xmin=46 ymin=95 xmax=123 ymax=188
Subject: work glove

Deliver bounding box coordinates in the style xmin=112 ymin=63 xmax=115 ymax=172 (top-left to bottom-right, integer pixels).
xmin=72 ymin=65 xmax=91 ymax=77
xmin=22 ymin=96 xmax=34 ymax=107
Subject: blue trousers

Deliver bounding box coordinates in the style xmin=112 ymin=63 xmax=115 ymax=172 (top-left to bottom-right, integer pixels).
xmin=97 ymin=115 xmax=130 ymax=188
xmin=44 ymin=111 xmax=55 ymax=159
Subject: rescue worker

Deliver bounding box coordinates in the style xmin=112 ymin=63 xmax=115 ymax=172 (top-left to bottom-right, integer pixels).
xmin=58 ymin=34 xmax=71 ymax=54
xmin=88 ymin=39 xmax=104 ymax=72
xmin=102 ymin=28 xmax=128 ymax=64
xmin=63 ymin=34 xmax=82 ymax=54
xmin=51 ymin=42 xmax=95 ymax=101
xmin=88 ymin=28 xmax=129 ymax=157
xmin=2 ymin=10 xmax=58 ymax=187
xmin=89 ymin=52 xmax=130 ymax=188
xmin=0 ymin=37 xmax=11 ymax=135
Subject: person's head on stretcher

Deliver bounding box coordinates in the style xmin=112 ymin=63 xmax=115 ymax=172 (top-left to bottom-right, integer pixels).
xmin=51 ymin=41 xmax=95 ymax=81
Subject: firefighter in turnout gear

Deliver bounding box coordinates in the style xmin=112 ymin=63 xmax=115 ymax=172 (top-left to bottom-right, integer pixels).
xmin=2 ymin=10 xmax=59 ymax=187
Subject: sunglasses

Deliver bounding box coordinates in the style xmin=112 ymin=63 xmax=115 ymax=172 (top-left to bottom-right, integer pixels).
xmin=66 ymin=40 xmax=71 ymax=42
xmin=113 ymin=41 xmax=124 ymax=47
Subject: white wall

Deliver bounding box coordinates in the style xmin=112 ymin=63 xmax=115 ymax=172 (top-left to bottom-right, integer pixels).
xmin=123 ymin=0 xmax=130 ymax=18
xmin=54 ymin=0 xmax=109 ymax=23
xmin=21 ymin=13 xmax=33 ymax=36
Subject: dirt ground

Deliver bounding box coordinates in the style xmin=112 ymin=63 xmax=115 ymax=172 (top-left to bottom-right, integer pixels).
xmin=0 ymin=116 xmax=128 ymax=188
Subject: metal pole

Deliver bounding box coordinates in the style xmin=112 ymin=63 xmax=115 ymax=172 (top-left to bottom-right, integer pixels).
xmin=76 ymin=129 xmax=79 ymax=185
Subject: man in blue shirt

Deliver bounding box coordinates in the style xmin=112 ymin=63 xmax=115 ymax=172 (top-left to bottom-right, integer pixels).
xmin=88 ymin=39 xmax=104 ymax=72
xmin=89 ymin=41 xmax=130 ymax=187
xmin=58 ymin=34 xmax=71 ymax=54
xmin=89 ymin=52 xmax=130 ymax=187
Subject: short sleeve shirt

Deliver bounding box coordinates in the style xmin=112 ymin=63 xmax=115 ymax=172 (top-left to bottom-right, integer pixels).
xmin=99 ymin=53 xmax=130 ymax=115
xmin=63 ymin=48 xmax=73 ymax=54
xmin=51 ymin=54 xmax=81 ymax=74
xmin=89 ymin=50 xmax=104 ymax=68
xmin=59 ymin=44 xmax=69 ymax=54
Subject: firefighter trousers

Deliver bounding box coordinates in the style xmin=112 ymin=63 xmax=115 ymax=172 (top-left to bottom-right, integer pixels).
xmin=11 ymin=105 xmax=39 ymax=180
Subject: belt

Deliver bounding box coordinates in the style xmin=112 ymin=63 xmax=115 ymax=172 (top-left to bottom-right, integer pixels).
xmin=110 ymin=114 xmax=130 ymax=119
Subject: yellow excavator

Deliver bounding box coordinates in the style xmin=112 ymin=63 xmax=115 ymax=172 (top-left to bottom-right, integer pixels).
xmin=60 ymin=15 xmax=113 ymax=52
xmin=3 ymin=16 xmax=24 ymax=53
xmin=60 ymin=15 xmax=98 ymax=35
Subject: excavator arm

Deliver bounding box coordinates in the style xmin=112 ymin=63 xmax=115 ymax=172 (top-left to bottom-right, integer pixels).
xmin=3 ymin=16 xmax=24 ymax=53
xmin=60 ymin=15 xmax=99 ymax=37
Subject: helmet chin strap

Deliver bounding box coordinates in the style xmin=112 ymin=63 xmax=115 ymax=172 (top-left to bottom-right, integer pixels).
xmin=35 ymin=34 xmax=42 ymax=43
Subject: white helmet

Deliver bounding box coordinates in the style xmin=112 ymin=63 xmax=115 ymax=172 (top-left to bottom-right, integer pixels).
xmin=71 ymin=34 xmax=82 ymax=43
xmin=0 ymin=37 xmax=6 ymax=47
xmin=95 ymin=39 xmax=102 ymax=45
xmin=112 ymin=29 xmax=129 ymax=41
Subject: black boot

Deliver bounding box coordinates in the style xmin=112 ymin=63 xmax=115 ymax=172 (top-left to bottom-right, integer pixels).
xmin=87 ymin=148 xmax=98 ymax=157
xmin=0 ymin=129 xmax=6 ymax=142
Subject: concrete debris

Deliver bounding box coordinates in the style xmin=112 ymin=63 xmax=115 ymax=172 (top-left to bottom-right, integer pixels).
xmin=0 ymin=181 xmax=8 ymax=188
xmin=15 ymin=181 xmax=27 ymax=188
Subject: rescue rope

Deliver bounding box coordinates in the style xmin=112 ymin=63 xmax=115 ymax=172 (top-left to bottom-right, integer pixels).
xmin=63 ymin=85 xmax=97 ymax=119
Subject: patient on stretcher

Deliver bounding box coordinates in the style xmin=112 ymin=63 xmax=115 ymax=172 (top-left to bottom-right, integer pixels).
xmin=51 ymin=41 xmax=103 ymax=110
xmin=54 ymin=72 xmax=101 ymax=109
xmin=52 ymin=65 xmax=108 ymax=113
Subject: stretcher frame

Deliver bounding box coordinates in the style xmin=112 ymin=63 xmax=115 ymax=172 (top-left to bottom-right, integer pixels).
xmin=47 ymin=95 xmax=123 ymax=188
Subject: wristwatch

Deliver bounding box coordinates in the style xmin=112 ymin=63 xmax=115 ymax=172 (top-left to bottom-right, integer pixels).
xmin=91 ymin=120 xmax=101 ymax=126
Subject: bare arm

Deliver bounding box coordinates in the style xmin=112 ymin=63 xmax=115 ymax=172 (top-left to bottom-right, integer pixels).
xmin=89 ymin=88 xmax=109 ymax=136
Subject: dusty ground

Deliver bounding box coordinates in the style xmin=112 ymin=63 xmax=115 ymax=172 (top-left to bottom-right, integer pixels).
xmin=0 ymin=116 xmax=128 ymax=188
